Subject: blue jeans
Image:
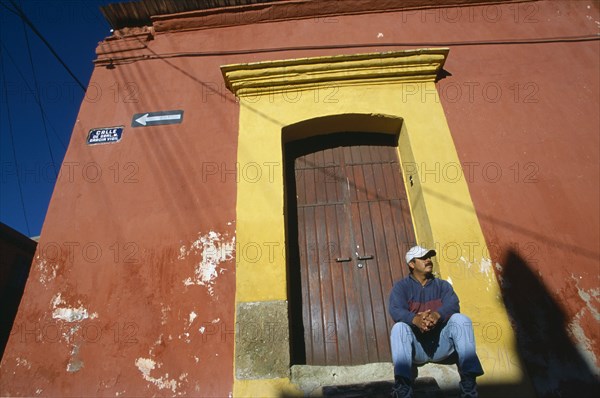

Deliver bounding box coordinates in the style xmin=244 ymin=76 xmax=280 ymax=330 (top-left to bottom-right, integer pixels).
xmin=390 ymin=313 xmax=484 ymax=380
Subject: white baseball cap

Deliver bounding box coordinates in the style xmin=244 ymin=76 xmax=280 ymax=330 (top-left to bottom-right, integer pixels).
xmin=405 ymin=245 xmax=436 ymax=264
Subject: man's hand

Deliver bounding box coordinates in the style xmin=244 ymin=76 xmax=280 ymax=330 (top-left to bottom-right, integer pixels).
xmin=424 ymin=311 xmax=441 ymax=328
xmin=412 ymin=310 xmax=432 ymax=333
xmin=412 ymin=310 xmax=442 ymax=333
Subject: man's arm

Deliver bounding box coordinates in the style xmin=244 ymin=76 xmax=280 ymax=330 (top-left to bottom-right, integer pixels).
xmin=435 ymin=280 xmax=460 ymax=321
xmin=388 ymin=282 xmax=416 ymax=325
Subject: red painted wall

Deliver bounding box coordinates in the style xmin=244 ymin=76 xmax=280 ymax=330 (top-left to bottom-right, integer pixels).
xmin=0 ymin=41 xmax=241 ymax=397
xmin=1 ymin=1 xmax=597 ymax=396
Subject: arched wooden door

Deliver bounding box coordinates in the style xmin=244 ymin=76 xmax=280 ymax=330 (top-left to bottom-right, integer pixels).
xmin=285 ymin=132 xmax=416 ymax=366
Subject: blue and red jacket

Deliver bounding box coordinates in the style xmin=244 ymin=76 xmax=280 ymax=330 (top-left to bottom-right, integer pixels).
xmin=389 ymin=275 xmax=460 ymax=326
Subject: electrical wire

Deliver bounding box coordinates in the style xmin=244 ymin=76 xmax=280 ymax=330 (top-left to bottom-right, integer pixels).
xmin=0 ymin=40 xmax=67 ymax=150
xmin=0 ymin=41 xmax=67 ymax=151
xmin=17 ymin=0 xmax=58 ymax=178
xmin=0 ymin=0 xmax=17 ymax=16
xmin=0 ymin=46 xmax=31 ymax=236
xmin=7 ymin=0 xmax=86 ymax=92
xmin=96 ymin=34 xmax=600 ymax=66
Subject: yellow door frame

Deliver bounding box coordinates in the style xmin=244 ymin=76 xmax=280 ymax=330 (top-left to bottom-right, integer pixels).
xmin=221 ymin=49 xmax=527 ymax=396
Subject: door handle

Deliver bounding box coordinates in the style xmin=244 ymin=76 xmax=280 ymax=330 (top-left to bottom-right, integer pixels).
xmin=357 ymin=255 xmax=373 ymax=260
xmin=335 ymin=257 xmax=351 ymax=262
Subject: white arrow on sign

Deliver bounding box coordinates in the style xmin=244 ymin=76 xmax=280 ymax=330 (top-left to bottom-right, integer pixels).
xmin=135 ymin=113 xmax=182 ymax=126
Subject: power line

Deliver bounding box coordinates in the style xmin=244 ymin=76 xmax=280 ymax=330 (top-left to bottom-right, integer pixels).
xmin=99 ymin=34 xmax=600 ymax=66
xmin=0 ymin=41 xmax=67 ymax=151
xmin=0 ymin=0 xmax=17 ymax=16
xmin=18 ymin=0 xmax=58 ymax=178
xmin=7 ymin=0 xmax=86 ymax=92
xmin=0 ymin=46 xmax=31 ymax=236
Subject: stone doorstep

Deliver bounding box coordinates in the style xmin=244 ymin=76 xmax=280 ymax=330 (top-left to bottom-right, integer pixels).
xmin=291 ymin=362 xmax=460 ymax=396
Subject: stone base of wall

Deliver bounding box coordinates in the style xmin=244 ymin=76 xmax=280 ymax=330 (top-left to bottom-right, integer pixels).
xmin=235 ymin=300 xmax=290 ymax=379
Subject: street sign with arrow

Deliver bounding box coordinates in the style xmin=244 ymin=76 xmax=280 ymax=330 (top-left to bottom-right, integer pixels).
xmin=131 ymin=110 xmax=184 ymax=127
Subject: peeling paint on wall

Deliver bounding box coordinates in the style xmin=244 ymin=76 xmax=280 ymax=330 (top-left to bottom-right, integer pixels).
xmin=51 ymin=293 xmax=97 ymax=323
xmin=571 ymin=275 xmax=600 ymax=321
xmin=48 ymin=293 xmax=97 ymax=372
xmin=178 ymin=332 xmax=191 ymax=343
xmin=457 ymin=256 xmax=496 ymax=286
xmin=568 ymin=317 xmax=598 ymax=375
xmin=52 ymin=307 xmax=92 ymax=323
xmin=36 ymin=257 xmax=58 ymax=285
xmin=479 ymin=258 xmax=492 ymax=277
xmin=179 ymin=231 xmax=235 ymax=297
xmin=151 ymin=334 xmax=164 ymax=351
xmin=160 ymin=304 xmax=171 ymax=326
xmin=66 ymin=344 xmax=84 ymax=373
xmin=134 ymin=357 xmax=188 ymax=394
xmin=15 ymin=357 xmax=31 ymax=369
xmin=134 ymin=334 xmax=193 ymax=393
xmin=566 ymin=275 xmax=600 ymax=374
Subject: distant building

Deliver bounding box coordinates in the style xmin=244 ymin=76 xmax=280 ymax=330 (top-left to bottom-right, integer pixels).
xmin=1 ymin=0 xmax=598 ymax=397
xmin=0 ymin=222 xmax=36 ymax=360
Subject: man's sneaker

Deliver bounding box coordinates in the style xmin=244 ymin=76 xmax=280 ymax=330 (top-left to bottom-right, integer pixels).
xmin=391 ymin=377 xmax=413 ymax=398
xmin=459 ymin=375 xmax=478 ymax=398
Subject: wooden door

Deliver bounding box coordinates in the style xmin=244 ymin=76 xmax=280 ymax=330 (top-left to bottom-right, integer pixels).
xmin=285 ymin=132 xmax=416 ymax=366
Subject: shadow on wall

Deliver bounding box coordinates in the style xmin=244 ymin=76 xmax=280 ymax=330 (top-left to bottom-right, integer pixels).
xmin=500 ymin=249 xmax=599 ymax=397
xmin=278 ymin=249 xmax=599 ymax=398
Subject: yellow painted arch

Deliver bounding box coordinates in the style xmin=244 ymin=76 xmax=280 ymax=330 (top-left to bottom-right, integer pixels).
xmin=223 ymin=49 xmax=530 ymax=396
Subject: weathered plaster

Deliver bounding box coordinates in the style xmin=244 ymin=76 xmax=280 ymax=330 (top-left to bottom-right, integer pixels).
xmin=567 ymin=275 xmax=600 ymax=374
xmin=35 ymin=257 xmax=58 ymax=285
xmin=179 ymin=231 xmax=236 ymax=297
xmin=134 ymin=357 xmax=186 ymax=394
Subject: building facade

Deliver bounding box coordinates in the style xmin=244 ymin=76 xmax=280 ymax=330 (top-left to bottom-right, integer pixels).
xmin=1 ymin=0 xmax=598 ymax=396
xmin=0 ymin=223 xmax=37 ymax=361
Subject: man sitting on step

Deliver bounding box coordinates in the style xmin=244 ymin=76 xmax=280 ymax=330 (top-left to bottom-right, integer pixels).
xmin=389 ymin=245 xmax=484 ymax=398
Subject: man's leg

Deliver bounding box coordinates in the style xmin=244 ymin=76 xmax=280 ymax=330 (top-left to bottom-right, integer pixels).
xmin=390 ymin=322 xmax=429 ymax=397
xmin=433 ymin=313 xmax=484 ymax=397
xmin=440 ymin=313 xmax=484 ymax=376
xmin=391 ymin=322 xmax=430 ymax=379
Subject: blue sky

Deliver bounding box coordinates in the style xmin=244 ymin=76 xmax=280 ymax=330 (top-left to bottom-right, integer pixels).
xmin=1 ymin=0 xmax=115 ymax=237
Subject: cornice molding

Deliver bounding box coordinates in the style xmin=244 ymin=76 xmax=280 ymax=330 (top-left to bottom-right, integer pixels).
xmin=221 ymin=48 xmax=449 ymax=96
xmin=101 ymin=1 xmax=533 ymax=32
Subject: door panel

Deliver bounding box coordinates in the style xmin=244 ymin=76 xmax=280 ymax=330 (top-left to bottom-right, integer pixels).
xmin=288 ymin=132 xmax=415 ymax=366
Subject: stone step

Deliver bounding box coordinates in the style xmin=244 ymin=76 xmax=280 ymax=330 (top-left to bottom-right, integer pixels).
xmin=322 ymin=377 xmax=455 ymax=397
xmin=291 ymin=362 xmax=461 ymax=397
